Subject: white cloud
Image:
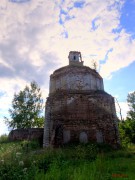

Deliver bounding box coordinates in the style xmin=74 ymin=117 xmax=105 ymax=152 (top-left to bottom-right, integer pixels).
xmin=100 ymin=30 xmax=135 ymax=78
xmin=0 ymin=119 xmax=9 ymax=136
xmin=115 ymin=101 xmax=129 ymax=119
xmin=1 ymin=0 xmax=130 ymax=79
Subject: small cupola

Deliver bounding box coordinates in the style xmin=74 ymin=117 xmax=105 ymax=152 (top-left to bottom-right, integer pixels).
xmin=68 ymin=51 xmax=83 ymax=66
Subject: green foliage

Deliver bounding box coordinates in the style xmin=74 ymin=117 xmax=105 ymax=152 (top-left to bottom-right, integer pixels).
xmin=74 ymin=143 xmax=97 ymax=160
xmin=0 ymin=140 xmax=41 ymax=180
xmin=119 ymin=119 xmax=135 ymax=145
xmin=127 ymin=91 xmax=135 ymax=119
xmin=119 ymin=91 xmax=135 ymax=145
xmin=5 ymin=81 xmax=44 ymax=129
xmin=0 ymin=134 xmax=9 ymax=143
xmin=20 ymin=140 xmax=40 ymax=153
xmin=1 ymin=141 xmax=135 ymax=180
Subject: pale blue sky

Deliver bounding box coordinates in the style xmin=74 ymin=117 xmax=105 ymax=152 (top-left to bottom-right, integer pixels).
xmin=0 ymin=0 xmax=135 ymax=135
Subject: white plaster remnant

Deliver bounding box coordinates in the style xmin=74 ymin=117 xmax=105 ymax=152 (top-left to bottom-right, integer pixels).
xmin=49 ymin=70 xmax=104 ymax=94
xmin=79 ymin=132 xmax=88 ymax=143
xmin=96 ymin=130 xmax=103 ymax=143
xmin=67 ymin=97 xmax=74 ymax=104
xmin=63 ymin=130 xmax=70 ymax=143
xmin=68 ymin=51 xmax=82 ymax=62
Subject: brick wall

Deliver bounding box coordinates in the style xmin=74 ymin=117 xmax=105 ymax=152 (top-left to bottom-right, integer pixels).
xmin=9 ymin=128 xmax=44 ymax=142
xmin=44 ymin=90 xmax=120 ymax=148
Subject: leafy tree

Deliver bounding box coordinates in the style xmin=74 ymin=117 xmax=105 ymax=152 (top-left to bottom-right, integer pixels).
xmin=119 ymin=119 xmax=135 ymax=145
xmin=5 ymin=81 xmax=44 ymax=129
xmin=119 ymin=91 xmax=135 ymax=144
xmin=127 ymin=91 xmax=135 ymax=120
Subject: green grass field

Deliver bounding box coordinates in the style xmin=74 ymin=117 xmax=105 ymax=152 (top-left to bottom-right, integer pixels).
xmin=0 ymin=135 xmax=135 ymax=180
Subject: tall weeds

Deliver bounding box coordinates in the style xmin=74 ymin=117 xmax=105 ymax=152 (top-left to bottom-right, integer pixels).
xmin=0 ymin=140 xmax=135 ymax=180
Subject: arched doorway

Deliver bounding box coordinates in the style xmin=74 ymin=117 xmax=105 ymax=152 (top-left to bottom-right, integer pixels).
xmin=54 ymin=124 xmax=63 ymax=146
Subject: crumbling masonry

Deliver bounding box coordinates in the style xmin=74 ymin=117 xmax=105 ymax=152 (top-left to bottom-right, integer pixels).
xmin=43 ymin=51 xmax=120 ymax=148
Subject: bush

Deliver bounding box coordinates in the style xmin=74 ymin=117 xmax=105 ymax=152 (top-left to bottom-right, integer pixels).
xmin=74 ymin=143 xmax=98 ymax=160
xmin=20 ymin=140 xmax=40 ymax=153
xmin=0 ymin=134 xmax=9 ymax=143
xmin=62 ymin=143 xmax=98 ymax=161
xmin=0 ymin=159 xmax=39 ymax=180
xmin=97 ymin=143 xmax=114 ymax=153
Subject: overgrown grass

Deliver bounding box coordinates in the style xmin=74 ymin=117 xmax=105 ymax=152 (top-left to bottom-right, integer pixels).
xmin=0 ymin=136 xmax=135 ymax=180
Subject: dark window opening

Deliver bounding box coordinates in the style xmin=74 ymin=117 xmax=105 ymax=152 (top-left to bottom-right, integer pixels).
xmin=55 ymin=125 xmax=63 ymax=146
xmin=74 ymin=56 xmax=76 ymax=60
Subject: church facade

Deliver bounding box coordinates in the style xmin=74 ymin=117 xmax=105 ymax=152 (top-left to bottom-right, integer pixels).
xmin=43 ymin=51 xmax=120 ymax=148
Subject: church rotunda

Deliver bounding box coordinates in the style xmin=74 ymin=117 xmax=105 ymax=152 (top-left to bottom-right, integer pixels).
xmin=43 ymin=51 xmax=120 ymax=148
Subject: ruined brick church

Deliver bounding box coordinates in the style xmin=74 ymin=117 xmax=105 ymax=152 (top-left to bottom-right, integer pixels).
xmin=43 ymin=51 xmax=120 ymax=148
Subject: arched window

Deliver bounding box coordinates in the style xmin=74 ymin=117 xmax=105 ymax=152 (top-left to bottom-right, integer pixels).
xmin=63 ymin=130 xmax=70 ymax=143
xmin=96 ymin=130 xmax=103 ymax=143
xmin=79 ymin=132 xmax=88 ymax=143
